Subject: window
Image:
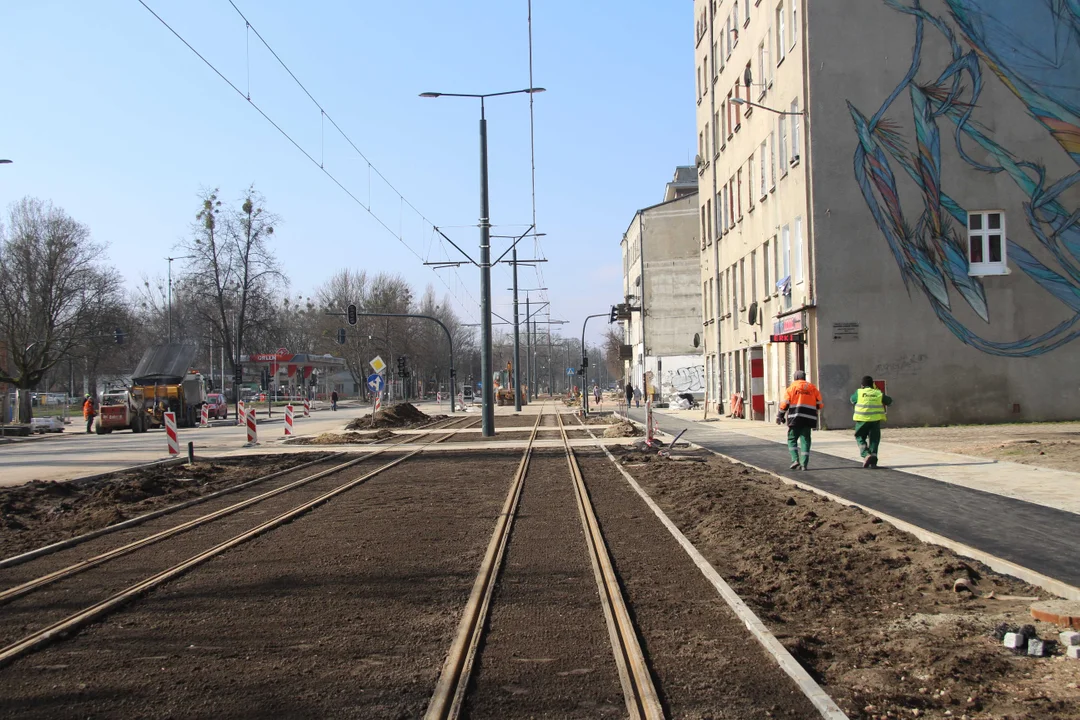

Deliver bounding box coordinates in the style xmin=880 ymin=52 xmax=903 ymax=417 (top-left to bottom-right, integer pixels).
xmin=748 ymin=154 xmax=755 ymax=211
xmin=751 ymin=250 xmax=758 ymax=301
xmin=759 ymin=141 xmax=768 ymax=197
xmin=730 ymin=266 xmax=739 ymax=327
xmin=968 ymin=211 xmax=1008 ymax=275
xmin=744 ymin=0 xmax=752 ymax=24
xmin=715 ymin=190 xmax=722 ymax=237
xmin=704 ymin=56 xmax=709 ymax=91
xmin=769 ymin=131 xmax=777 ymax=188
xmin=739 ymin=258 xmax=746 ymax=308
xmin=699 ymin=132 xmax=705 ymax=162
xmin=697 ymin=65 xmax=703 ymax=99
xmin=714 ymin=111 xmax=721 ymax=154
xmin=727 ymin=91 xmax=734 ymax=137
xmin=737 ymin=169 xmax=743 ymax=219
xmin=733 ymin=4 xmax=740 ymax=36
xmin=772 ymin=234 xmax=780 ymax=291
xmin=729 ymin=181 xmax=736 ymax=227
xmin=790 ymin=99 xmax=801 ymax=163
xmin=713 ymin=40 xmax=720 ymax=75
xmin=757 ymin=40 xmax=767 ymax=98
xmin=793 ymin=216 xmax=803 ymax=283
xmin=706 ymin=199 xmax=713 ymax=245
xmin=776 ymin=1 xmax=786 ymax=63
xmin=701 ymin=205 xmax=707 ymax=248
xmin=726 ymin=16 xmax=733 ymax=58
xmin=708 ymin=278 xmax=714 ymax=319
xmin=790 ymin=0 xmax=798 ymax=49
xmin=763 ymin=239 xmax=771 ymax=294
xmin=722 ymin=184 xmax=729 ymax=232
xmin=782 ymin=224 xmax=791 ymax=279
xmin=733 ymin=83 xmax=742 ymax=128
xmin=704 ymin=122 xmax=710 ymax=159
xmin=718 ymin=274 xmax=724 ymax=315
xmin=704 ymin=280 xmax=711 ymax=320
xmin=778 ymin=115 xmax=788 ymax=173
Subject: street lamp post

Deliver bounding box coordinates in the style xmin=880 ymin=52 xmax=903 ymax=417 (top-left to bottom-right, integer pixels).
xmin=165 ymin=255 xmax=194 ymax=344
xmin=420 ymin=87 xmax=545 ymax=437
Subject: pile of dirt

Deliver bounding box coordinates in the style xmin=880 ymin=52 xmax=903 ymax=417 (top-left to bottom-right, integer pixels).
xmin=345 ymin=402 xmax=437 ymax=429
xmin=0 ymin=454 xmax=329 ymax=558
xmin=602 ymin=420 xmax=642 ymax=438
xmin=620 ymin=450 xmax=1080 ymax=719
xmin=287 ymin=429 xmax=395 ymax=445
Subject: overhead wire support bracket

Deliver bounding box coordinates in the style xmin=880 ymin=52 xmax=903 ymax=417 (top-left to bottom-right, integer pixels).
xmin=491 ymin=224 xmax=536 ymax=266
xmin=431 ymin=226 xmax=480 ymax=267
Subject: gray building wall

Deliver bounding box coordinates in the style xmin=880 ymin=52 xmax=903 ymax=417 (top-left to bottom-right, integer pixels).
xmin=805 ymin=0 xmax=1080 ymax=427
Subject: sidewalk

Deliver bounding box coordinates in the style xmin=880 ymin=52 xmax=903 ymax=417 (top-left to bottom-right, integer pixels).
xmin=622 ymin=405 xmax=1080 ymax=596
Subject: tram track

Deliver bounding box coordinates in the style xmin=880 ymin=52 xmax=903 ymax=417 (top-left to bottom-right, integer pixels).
xmin=0 ymin=414 xmax=478 ymax=670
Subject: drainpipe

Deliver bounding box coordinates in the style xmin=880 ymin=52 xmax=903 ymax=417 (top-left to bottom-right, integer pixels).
xmin=706 ymin=0 xmax=722 ymax=414
xmin=638 ymin=212 xmax=647 ymax=400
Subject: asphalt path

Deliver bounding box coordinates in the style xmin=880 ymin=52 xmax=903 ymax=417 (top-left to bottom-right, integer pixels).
xmin=0 ymin=404 xmax=369 ymax=487
xmin=626 ymin=408 xmax=1080 ymax=590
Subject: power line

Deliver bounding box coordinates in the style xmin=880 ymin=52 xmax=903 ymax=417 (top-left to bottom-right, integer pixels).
xmin=135 ymin=0 xmax=480 ymax=322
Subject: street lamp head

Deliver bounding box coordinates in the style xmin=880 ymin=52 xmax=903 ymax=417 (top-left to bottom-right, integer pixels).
xmin=0 ymin=159 xmax=12 ymax=164
xmin=527 ymin=87 xmax=546 ymax=94
xmin=730 ymin=97 xmax=747 ymax=105
xmin=419 ymin=92 xmax=441 ymax=98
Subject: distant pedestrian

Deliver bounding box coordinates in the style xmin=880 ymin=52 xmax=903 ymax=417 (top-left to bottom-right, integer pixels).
xmin=633 ymin=386 xmax=641 ymax=408
xmin=625 ymin=382 xmax=634 ymax=408
xmin=82 ymin=394 xmax=96 ymax=434
xmin=330 ymin=390 xmax=339 ymax=411
xmin=777 ymin=371 xmax=823 ymax=471
xmin=592 ymin=384 xmax=601 ymax=405
xmin=851 ymin=376 xmax=892 ymax=468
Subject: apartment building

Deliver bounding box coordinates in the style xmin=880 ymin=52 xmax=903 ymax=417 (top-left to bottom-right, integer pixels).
xmin=621 ymin=167 xmax=702 ymax=403
xmin=694 ymin=0 xmax=1080 ymax=426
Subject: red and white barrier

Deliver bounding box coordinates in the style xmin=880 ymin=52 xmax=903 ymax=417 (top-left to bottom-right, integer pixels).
xmin=645 ymin=400 xmax=654 ymax=446
xmin=245 ymin=407 xmax=258 ymax=445
xmin=164 ymin=411 xmax=179 ymax=455
xmin=284 ymin=404 xmax=294 ymax=436
xmin=237 ymin=400 xmax=246 ymax=426
xmin=200 ymin=404 xmax=209 ymax=428
xmin=437 ymin=392 xmax=442 ymax=406
xmin=374 ymin=392 xmax=382 ymax=413
xmin=303 ymin=398 xmax=310 ymax=417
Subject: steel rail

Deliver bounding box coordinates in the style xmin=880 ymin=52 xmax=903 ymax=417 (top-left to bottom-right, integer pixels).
xmin=425 ymin=405 xmax=546 ymax=720
xmin=556 ymin=410 xmax=664 ymax=719
xmin=0 ymin=416 xmax=475 ymax=605
xmin=0 ymin=416 xmax=477 ymax=670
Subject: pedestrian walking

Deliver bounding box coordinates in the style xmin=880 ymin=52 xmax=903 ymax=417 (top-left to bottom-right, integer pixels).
xmin=851 ymin=376 xmax=892 ymax=468
xmin=777 ymin=370 xmax=823 ymax=470
xmin=82 ymin=394 xmax=96 ymax=434
xmin=592 ymin=383 xmax=601 ymax=406
xmin=330 ymin=390 xmax=338 ymax=411
xmin=633 ymin=385 xmax=641 ymax=409
xmin=625 ymin=382 xmax=634 ymax=409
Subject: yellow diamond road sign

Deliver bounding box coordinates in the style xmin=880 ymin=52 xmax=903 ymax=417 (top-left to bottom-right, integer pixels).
xmin=369 ymin=355 xmax=386 ymax=374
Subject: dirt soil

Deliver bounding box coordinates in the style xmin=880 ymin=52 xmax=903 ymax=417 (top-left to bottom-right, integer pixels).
xmin=286 ymin=429 xmax=396 ymax=445
xmin=602 ymin=420 xmax=642 ymax=438
xmin=608 ymin=445 xmax=1080 ymax=720
xmin=0 ymin=454 xmax=330 ymax=559
xmin=345 ymin=401 xmax=441 ymax=429
xmin=881 ymin=422 xmax=1080 ymax=472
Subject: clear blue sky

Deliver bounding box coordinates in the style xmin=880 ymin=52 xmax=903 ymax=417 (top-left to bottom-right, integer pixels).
xmin=0 ymin=1 xmax=694 ymax=346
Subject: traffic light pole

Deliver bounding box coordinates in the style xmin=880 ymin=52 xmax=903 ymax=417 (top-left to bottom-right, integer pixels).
xmin=580 ymin=313 xmax=607 ymax=416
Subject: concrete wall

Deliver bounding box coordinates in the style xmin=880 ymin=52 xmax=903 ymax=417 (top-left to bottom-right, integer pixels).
xmin=642 ymin=195 xmax=703 ymax=357
xmin=806 ymin=0 xmax=1080 ymax=427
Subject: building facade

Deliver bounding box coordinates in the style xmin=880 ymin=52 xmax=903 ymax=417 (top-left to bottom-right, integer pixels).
xmin=622 ymin=168 xmax=703 ymax=402
xmin=694 ymin=0 xmax=1080 ymax=427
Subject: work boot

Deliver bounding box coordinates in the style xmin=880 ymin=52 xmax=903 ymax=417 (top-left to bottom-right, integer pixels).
xmin=789 ymin=461 xmax=801 ymax=470
xmin=862 ymin=455 xmax=873 ymax=468
xmin=869 ymin=454 xmax=878 ymax=468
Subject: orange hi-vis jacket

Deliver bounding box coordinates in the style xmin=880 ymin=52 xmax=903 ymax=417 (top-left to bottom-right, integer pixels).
xmin=82 ymin=399 xmax=95 ymax=419
xmin=779 ymin=380 xmax=823 ymax=426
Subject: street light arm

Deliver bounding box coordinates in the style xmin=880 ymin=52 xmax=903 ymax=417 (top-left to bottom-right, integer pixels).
xmin=730 ymin=97 xmax=806 ymax=116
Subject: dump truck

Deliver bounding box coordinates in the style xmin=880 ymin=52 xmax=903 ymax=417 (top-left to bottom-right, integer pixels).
xmin=128 ymin=344 xmax=208 ymax=429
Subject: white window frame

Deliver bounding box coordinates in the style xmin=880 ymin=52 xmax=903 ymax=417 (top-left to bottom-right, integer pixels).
xmin=782 ymin=224 xmax=791 ymax=279
xmin=778 ymin=115 xmax=788 ymax=173
xmin=769 ymin=131 xmax=777 ymax=189
xmin=759 ymin=141 xmax=768 ymax=198
xmin=793 ymin=216 xmax=803 ymax=283
xmin=967 ymin=210 xmax=1008 ymax=276
xmin=763 ymin=239 xmax=771 ymax=296
xmin=776 ymin=1 xmax=786 ymax=63
xmin=748 ymin=154 xmax=755 ymax=211
xmin=790 ymin=1 xmax=798 ymax=50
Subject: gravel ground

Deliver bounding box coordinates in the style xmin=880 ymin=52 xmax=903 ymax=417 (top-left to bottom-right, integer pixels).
xmin=880 ymin=421 xmax=1080 ymax=472
xmin=577 ymin=450 xmax=820 ymax=719
xmin=0 ymin=453 xmax=333 ymax=558
xmin=604 ymin=445 xmax=1080 ymax=720
xmin=0 ymin=451 xmax=520 ymax=719
xmin=464 ymin=451 xmax=625 ymax=718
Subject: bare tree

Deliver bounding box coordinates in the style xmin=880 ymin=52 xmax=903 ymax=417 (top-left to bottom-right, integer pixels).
xmin=0 ymin=198 xmax=123 ymax=422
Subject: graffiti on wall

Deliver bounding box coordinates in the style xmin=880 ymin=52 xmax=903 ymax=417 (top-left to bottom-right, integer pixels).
xmin=661 ymin=364 xmax=705 ymax=396
xmin=849 ymin=0 xmax=1080 ymax=356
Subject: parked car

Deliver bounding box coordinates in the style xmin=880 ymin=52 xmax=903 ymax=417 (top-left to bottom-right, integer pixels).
xmin=205 ymin=393 xmax=228 ymax=420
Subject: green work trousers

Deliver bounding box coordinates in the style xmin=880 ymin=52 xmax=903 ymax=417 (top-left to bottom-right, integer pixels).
xmin=854 ymin=421 xmax=882 ymax=457
xmin=787 ymin=425 xmax=812 ymax=467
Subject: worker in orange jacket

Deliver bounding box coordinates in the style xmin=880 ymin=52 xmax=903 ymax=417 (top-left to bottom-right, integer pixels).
xmin=777 ymin=370 xmax=823 ymax=470
xmin=82 ymin=394 xmax=96 ymax=434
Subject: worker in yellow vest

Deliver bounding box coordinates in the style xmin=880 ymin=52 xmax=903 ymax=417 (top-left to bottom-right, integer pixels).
xmin=851 ymin=376 xmax=892 ymax=468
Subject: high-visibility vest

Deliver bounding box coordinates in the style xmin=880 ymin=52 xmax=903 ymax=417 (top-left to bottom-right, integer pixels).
xmin=852 ymin=387 xmax=886 ymax=422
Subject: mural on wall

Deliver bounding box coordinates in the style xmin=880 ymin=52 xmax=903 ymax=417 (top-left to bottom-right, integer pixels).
xmin=661 ymin=363 xmax=705 ymax=397
xmin=849 ymin=0 xmax=1080 ymax=356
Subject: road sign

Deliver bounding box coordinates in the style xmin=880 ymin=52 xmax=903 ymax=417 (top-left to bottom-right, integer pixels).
xmin=369 ymin=355 xmax=386 ymax=374
xmin=367 ymin=373 xmax=385 ymax=393
xmin=566 ymin=367 xmax=576 ymax=375
xmin=277 ymin=347 xmax=288 ymax=354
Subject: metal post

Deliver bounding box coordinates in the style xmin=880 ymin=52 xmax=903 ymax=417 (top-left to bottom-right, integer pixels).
xmin=479 ymin=102 xmax=495 ymax=436
xmin=512 ymin=244 xmax=522 ymax=412
xmin=167 ymin=258 xmax=173 ymax=344
xmin=547 ymin=328 xmax=553 ymax=398
xmin=525 ymin=295 xmax=531 ymax=404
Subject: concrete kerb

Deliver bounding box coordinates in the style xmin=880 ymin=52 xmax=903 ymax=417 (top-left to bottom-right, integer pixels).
xmin=578 ymin=416 xmax=848 ymax=720
xmin=613 ymin=412 xmax=1080 ymax=602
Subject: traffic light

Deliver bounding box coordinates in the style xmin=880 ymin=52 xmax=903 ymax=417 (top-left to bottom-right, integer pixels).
xmin=347 ymin=304 xmax=357 ymax=326
xmin=114 ymin=328 xmax=126 ymax=345
xmin=337 ymin=328 xmax=346 ymax=345
xmin=609 ymin=305 xmax=618 ymax=323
